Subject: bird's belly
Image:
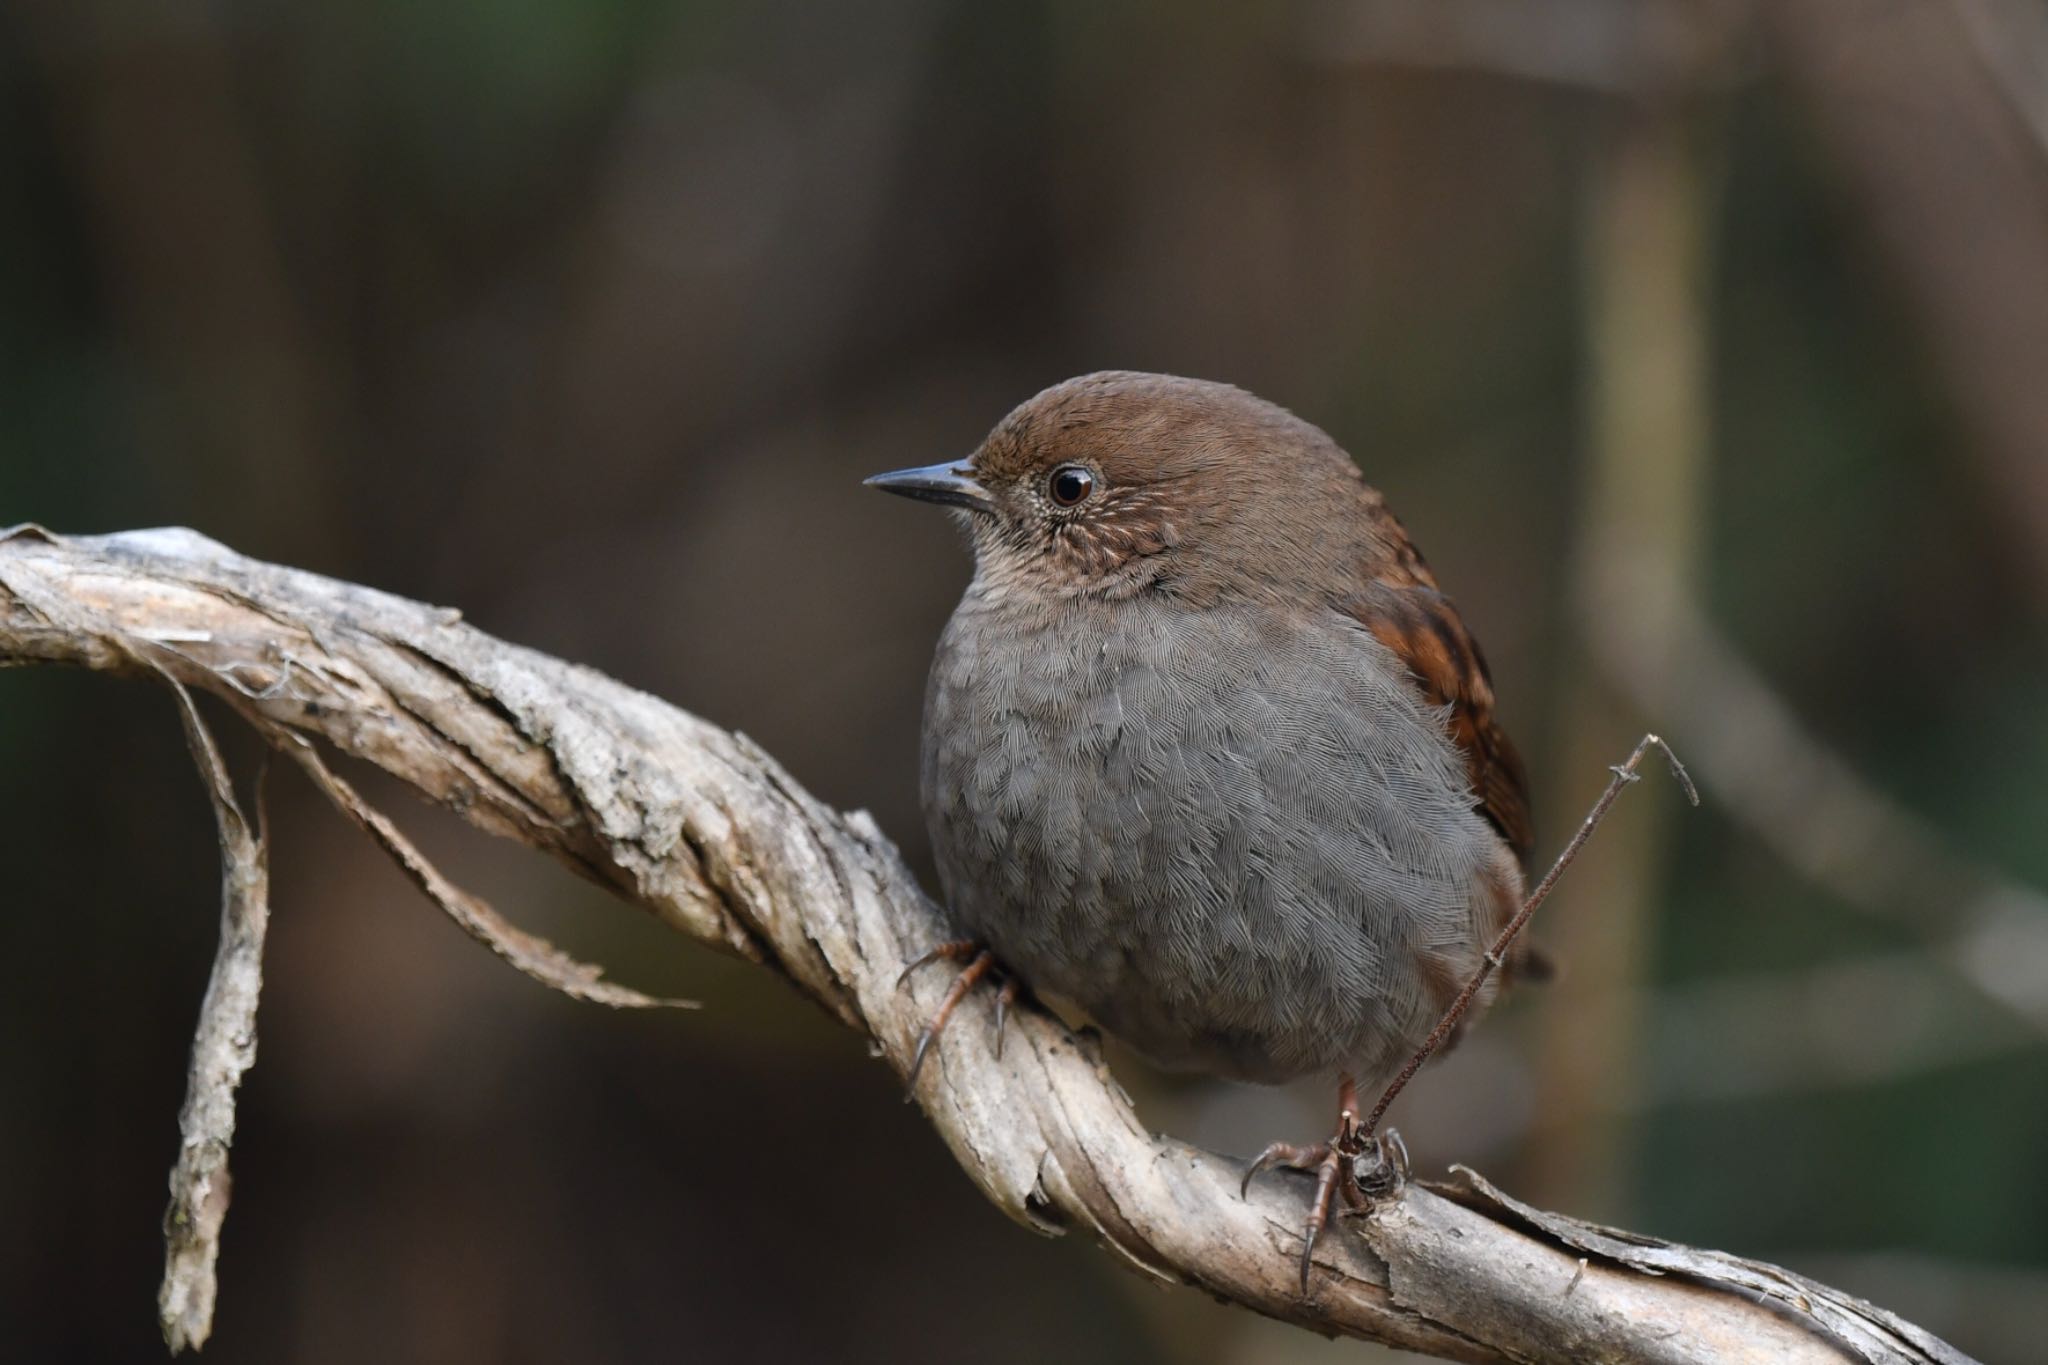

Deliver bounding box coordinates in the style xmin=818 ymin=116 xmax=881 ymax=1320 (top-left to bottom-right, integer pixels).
xmin=921 ymin=600 xmax=1508 ymax=1086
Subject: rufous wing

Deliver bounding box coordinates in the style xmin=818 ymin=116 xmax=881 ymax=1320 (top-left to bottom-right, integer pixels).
xmin=1341 ymin=539 xmax=1535 ymax=868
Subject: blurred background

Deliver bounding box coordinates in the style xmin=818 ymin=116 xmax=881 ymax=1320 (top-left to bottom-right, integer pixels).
xmin=4 ymin=0 xmax=2047 ymax=1360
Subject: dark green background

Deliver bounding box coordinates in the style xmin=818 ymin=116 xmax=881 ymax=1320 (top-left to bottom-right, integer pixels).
xmin=3 ymin=3 xmax=2043 ymax=1361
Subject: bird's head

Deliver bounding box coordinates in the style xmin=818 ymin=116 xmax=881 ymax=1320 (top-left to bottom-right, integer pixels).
xmin=865 ymin=371 xmax=1378 ymax=605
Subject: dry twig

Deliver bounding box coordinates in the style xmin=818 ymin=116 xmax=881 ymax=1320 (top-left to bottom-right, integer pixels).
xmin=155 ymin=681 xmax=269 ymax=1352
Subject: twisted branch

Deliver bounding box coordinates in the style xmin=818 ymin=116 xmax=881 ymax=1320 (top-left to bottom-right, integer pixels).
xmin=0 ymin=525 xmax=1972 ymax=1364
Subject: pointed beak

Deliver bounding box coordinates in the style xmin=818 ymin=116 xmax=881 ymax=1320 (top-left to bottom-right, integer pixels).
xmin=863 ymin=461 xmax=993 ymax=513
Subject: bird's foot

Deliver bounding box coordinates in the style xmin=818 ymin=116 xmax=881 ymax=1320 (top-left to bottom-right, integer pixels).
xmin=896 ymin=939 xmax=1022 ymax=1088
xmin=1241 ymin=1075 xmax=1408 ymax=1294
xmin=1350 ymin=1126 xmax=1410 ymax=1203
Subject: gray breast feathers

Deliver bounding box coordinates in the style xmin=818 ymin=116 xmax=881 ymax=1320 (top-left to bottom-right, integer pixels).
xmin=920 ymin=595 xmax=1508 ymax=1084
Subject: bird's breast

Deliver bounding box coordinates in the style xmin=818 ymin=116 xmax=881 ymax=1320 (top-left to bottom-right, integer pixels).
xmin=918 ymin=593 xmax=1507 ymax=1084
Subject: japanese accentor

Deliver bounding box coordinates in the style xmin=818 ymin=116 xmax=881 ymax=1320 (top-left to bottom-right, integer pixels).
xmin=868 ymin=371 xmax=1533 ymax=1285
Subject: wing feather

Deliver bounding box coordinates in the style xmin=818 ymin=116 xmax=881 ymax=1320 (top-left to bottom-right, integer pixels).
xmin=1339 ymin=520 xmax=1535 ymax=867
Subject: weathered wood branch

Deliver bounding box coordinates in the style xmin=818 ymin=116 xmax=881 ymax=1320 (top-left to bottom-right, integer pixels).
xmin=0 ymin=525 xmax=1973 ymax=1364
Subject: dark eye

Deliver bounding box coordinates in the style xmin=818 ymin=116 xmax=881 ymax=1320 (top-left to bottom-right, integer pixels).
xmin=1047 ymin=465 xmax=1096 ymax=507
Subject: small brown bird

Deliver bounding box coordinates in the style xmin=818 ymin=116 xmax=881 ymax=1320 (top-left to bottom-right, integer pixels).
xmin=868 ymin=371 xmax=1533 ymax=1287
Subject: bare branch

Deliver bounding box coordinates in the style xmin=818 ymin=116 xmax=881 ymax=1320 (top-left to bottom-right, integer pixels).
xmin=156 ymin=680 xmax=269 ymax=1353
xmin=0 ymin=524 xmax=1975 ymax=1364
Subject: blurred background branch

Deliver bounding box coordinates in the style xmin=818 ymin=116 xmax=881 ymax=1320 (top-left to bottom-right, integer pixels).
xmin=1772 ymin=0 xmax=2048 ymax=604
xmin=1303 ymin=0 xmax=1747 ymax=96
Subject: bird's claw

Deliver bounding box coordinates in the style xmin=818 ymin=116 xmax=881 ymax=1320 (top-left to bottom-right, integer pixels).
xmin=1241 ymin=1140 xmax=1320 ymax=1201
xmin=1242 ymin=1076 xmax=1406 ymax=1294
xmin=992 ymin=978 xmax=1018 ymax=1060
xmin=897 ymin=938 xmax=980 ymax=989
xmin=897 ymin=941 xmax=1022 ymax=1089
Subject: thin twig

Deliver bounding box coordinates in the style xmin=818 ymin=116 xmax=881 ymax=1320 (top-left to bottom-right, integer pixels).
xmin=281 ymin=735 xmax=695 ymax=1012
xmin=1364 ymin=734 xmax=1698 ymax=1136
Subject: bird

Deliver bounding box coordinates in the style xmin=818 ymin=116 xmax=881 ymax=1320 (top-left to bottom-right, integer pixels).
xmin=866 ymin=370 xmax=1535 ymax=1290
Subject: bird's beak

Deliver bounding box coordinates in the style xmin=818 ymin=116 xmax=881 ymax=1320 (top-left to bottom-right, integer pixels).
xmin=863 ymin=461 xmax=993 ymax=513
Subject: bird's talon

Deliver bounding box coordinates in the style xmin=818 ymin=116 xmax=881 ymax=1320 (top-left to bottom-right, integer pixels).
xmin=898 ymin=944 xmax=1025 ymax=1090
xmin=1241 ymin=1147 xmax=1276 ymax=1197
xmin=1243 ymin=1075 xmax=1367 ymax=1295
xmin=1240 ymin=1140 xmax=1327 ymax=1201
xmin=896 ymin=938 xmax=979 ymax=989
xmin=1384 ymin=1128 xmax=1410 ymax=1176
xmin=993 ymin=978 xmax=1019 ymax=1060
xmin=906 ymin=1024 xmax=941 ymax=1090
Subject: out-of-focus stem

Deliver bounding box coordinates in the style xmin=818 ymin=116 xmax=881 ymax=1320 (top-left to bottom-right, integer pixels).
xmin=1525 ymin=105 xmax=1714 ymax=1215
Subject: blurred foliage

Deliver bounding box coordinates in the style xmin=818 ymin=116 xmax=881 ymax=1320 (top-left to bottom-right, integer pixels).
xmin=2 ymin=1 xmax=2045 ymax=1360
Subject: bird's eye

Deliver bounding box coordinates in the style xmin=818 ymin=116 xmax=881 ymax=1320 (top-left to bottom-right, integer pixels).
xmin=1047 ymin=465 xmax=1096 ymax=507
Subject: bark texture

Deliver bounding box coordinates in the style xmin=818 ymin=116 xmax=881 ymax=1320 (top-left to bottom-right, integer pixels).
xmin=0 ymin=525 xmax=1974 ymax=1364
